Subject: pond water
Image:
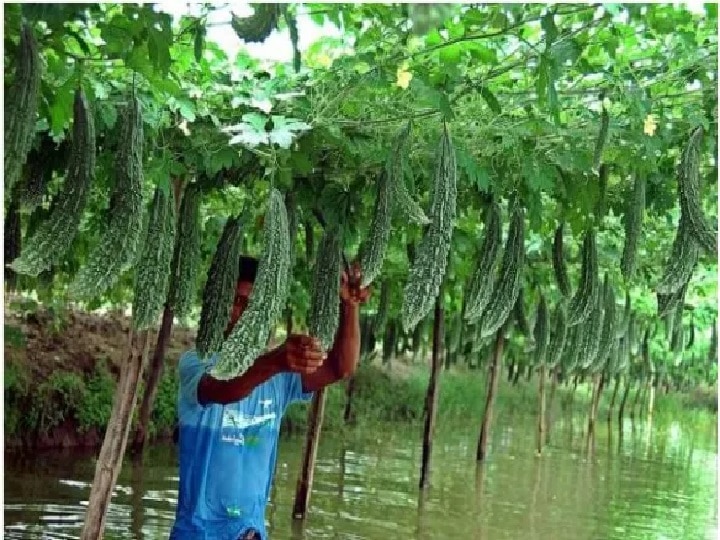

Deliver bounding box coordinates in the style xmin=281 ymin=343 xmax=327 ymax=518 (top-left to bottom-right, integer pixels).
xmin=4 ymin=411 xmax=718 ymax=539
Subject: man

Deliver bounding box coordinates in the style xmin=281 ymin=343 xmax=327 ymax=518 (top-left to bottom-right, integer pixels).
xmin=170 ymin=256 xmax=370 ymax=540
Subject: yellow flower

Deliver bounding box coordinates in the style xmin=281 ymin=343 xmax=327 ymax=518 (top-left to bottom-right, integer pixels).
xmin=396 ymin=63 xmax=413 ymax=89
xmin=316 ymin=52 xmax=332 ymax=68
xmin=644 ymin=114 xmax=657 ymax=136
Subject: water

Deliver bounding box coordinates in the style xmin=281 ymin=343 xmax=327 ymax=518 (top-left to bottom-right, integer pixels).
xmin=5 ymin=412 xmax=718 ymax=540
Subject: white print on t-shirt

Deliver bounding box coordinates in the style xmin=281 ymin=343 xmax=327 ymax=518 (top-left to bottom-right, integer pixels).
xmin=220 ymin=406 xmax=277 ymax=446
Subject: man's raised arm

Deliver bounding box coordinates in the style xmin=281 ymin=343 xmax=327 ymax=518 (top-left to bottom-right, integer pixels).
xmin=198 ymin=336 xmax=324 ymax=405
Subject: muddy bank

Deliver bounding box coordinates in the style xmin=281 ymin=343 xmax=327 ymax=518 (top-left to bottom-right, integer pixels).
xmin=4 ymin=304 xmax=196 ymax=449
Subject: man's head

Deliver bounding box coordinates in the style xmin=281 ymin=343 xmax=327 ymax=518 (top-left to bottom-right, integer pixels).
xmin=227 ymin=256 xmax=258 ymax=333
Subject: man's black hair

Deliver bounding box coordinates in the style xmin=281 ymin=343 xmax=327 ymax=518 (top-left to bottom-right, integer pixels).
xmin=238 ymin=256 xmax=259 ymax=283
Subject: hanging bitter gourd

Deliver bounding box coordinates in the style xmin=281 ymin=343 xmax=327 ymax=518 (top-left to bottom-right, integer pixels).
xmin=465 ymin=201 xmax=502 ymax=321
xmin=389 ymin=122 xmax=430 ymax=226
xmin=167 ymin=184 xmax=202 ymax=320
xmin=567 ymin=229 xmax=599 ymax=326
xmin=552 ymin=223 xmax=572 ymax=298
xmin=304 ymin=219 xmax=314 ymax=265
xmin=285 ymin=191 xmax=298 ymax=267
xmin=670 ymin=301 xmax=685 ymax=352
xmin=213 ymin=189 xmax=291 ymax=378
xmin=230 ymin=4 xmax=280 ymax=42
xmin=360 ymin=169 xmax=392 ymax=288
xmin=656 ymin=215 xmax=699 ymax=295
xmin=561 ymin=324 xmax=581 ymax=373
xmin=10 ymin=87 xmax=95 ymax=277
xmin=620 ymin=173 xmax=645 ymax=281
xmin=678 ymin=126 xmax=717 ymax=257
xmin=479 ymin=204 xmax=525 ymax=339
xmin=687 ymin=320 xmax=695 ymax=349
xmin=592 ymin=104 xmax=609 ymax=173
xmin=546 ymin=305 xmax=567 ymax=369
xmin=616 ymin=289 xmax=631 ymax=338
xmin=361 ymin=122 xmax=428 ymax=287
xmin=596 ymin=164 xmax=609 ymax=218
xmin=4 ymin=198 xmax=21 ymax=290
xmin=595 ymin=274 xmax=617 ymax=368
xmin=307 ymin=224 xmax=343 ymax=350
xmin=579 ymin=289 xmax=604 ymax=370
xmin=627 ymin=312 xmax=639 ymax=356
xmin=657 ymin=280 xmax=688 ymax=319
xmin=5 ymin=23 xmax=42 ymax=194
xmin=374 ymin=280 xmax=390 ymax=334
xmin=708 ymin=319 xmax=717 ymax=364
xmin=533 ymin=294 xmax=549 ymax=366
xmin=196 ymin=215 xmax=244 ymax=360
xmin=18 ymin=134 xmax=67 ymax=209
xmin=401 ymin=123 xmax=457 ymax=332
xmin=132 ymin=187 xmax=176 ymax=330
xmin=513 ymin=286 xmax=531 ymax=336
xmin=67 ymin=94 xmax=144 ymax=301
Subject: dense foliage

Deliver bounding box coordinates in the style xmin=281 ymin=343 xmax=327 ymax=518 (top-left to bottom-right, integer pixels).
xmin=4 ymin=3 xmax=718 ymax=390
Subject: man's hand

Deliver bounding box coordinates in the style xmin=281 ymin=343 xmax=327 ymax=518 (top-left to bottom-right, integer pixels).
xmin=341 ymin=262 xmax=371 ymax=306
xmin=279 ymin=335 xmax=327 ymax=375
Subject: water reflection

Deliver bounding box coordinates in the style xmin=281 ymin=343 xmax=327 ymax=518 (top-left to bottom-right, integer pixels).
xmin=4 ymin=412 xmax=718 ymax=540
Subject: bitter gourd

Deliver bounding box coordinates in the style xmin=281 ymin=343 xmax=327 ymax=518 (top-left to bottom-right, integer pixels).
xmin=596 ymin=164 xmax=608 ymax=218
xmin=595 ymin=274 xmax=616 ymax=368
xmin=552 ymin=223 xmax=571 ymax=298
xmin=708 ymin=319 xmax=717 ymax=364
xmin=360 ymin=170 xmax=392 ymax=288
xmin=361 ymin=122 xmax=429 ymax=288
xmin=620 ymin=173 xmax=645 ymax=281
xmin=19 ymin=134 xmax=67 ymax=209
xmin=374 ymin=280 xmax=390 ymax=334
xmin=389 ymin=122 xmax=429 ymax=226
xmin=546 ymin=304 xmax=567 ymax=369
xmin=213 ymin=189 xmax=291 ymax=378
xmin=401 ymin=123 xmax=457 ymax=332
xmin=307 ymin=224 xmax=343 ymax=351
xmin=567 ymin=230 xmax=599 ymax=326
xmin=465 ymin=201 xmax=502 ymax=321
xmin=592 ymin=105 xmax=609 ymax=173
xmin=5 ymin=23 xmax=41 ymax=194
xmin=616 ymin=289 xmax=631 ymax=338
xmin=10 ymin=88 xmax=95 ymax=277
xmin=656 ymin=215 xmax=699 ymax=295
xmin=196 ymin=215 xmax=244 ymax=359
xmin=67 ymin=95 xmax=144 ymax=301
xmin=579 ymin=289 xmax=604 ymax=370
xmin=678 ymin=126 xmax=717 ymax=257
xmin=285 ymin=191 xmax=298 ymax=267
xmin=230 ymin=4 xmax=280 ymax=42
xmin=167 ymin=184 xmax=202 ymax=320
xmin=479 ymin=204 xmax=525 ymax=339
xmin=132 ymin=186 xmax=176 ymax=330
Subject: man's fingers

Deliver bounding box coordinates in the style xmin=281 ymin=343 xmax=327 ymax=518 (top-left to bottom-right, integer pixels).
xmin=301 ymin=349 xmax=325 ymax=364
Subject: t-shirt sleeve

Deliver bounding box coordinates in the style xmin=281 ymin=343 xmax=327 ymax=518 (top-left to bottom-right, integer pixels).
xmin=178 ymin=350 xmax=210 ymax=408
xmin=277 ymin=372 xmax=314 ymax=409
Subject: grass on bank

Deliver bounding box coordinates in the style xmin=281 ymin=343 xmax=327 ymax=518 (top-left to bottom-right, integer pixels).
xmin=5 ymin=355 xmax=716 ymax=444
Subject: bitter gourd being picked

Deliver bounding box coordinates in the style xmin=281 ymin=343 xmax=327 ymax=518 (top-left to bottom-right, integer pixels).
xmin=213 ymin=189 xmax=291 ymax=378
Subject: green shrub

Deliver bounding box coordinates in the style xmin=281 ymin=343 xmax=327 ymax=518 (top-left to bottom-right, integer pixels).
xmin=76 ymin=359 xmax=116 ymax=433
xmin=37 ymin=371 xmax=87 ymax=434
xmin=150 ymin=365 xmax=180 ymax=437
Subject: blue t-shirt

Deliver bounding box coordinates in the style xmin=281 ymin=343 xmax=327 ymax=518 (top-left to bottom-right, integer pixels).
xmin=169 ymin=350 xmax=313 ymax=540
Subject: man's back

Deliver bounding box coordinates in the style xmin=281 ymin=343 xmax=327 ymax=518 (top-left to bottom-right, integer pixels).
xmin=170 ymin=350 xmax=312 ymax=540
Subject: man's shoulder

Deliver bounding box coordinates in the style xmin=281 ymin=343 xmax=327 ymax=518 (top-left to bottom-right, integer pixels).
xmin=179 ymin=349 xmax=218 ymax=369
